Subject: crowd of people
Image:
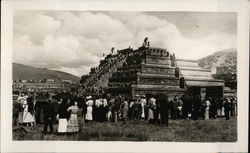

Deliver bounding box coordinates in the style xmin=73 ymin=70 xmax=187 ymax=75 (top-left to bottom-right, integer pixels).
xmin=13 ymin=91 xmax=237 ymax=135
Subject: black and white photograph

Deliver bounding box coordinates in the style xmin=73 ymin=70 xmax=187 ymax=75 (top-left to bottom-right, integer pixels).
xmin=1 ymin=0 xmax=249 ymax=152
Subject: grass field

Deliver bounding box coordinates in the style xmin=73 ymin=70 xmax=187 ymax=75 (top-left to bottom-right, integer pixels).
xmin=13 ymin=117 xmax=237 ymax=142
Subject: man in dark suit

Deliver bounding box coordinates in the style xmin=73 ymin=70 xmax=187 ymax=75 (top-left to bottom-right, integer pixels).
xmin=158 ymin=94 xmax=170 ymax=127
xmin=224 ymin=98 xmax=231 ymax=120
xmin=43 ymin=96 xmax=56 ymax=134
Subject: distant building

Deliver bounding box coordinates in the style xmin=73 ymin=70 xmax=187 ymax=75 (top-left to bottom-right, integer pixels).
xmin=62 ymin=79 xmax=72 ymax=84
xmin=45 ymin=78 xmax=56 ymax=83
xmin=13 ymin=78 xmax=75 ymax=93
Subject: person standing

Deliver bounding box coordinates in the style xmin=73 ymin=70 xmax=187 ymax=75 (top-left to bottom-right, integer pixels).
xmin=233 ymin=97 xmax=237 ymax=116
xmin=181 ymin=94 xmax=188 ymax=119
xmin=204 ymin=98 xmax=211 ymax=120
xmin=159 ymin=94 xmax=170 ymax=127
xmin=77 ymin=95 xmax=86 ymax=125
xmin=57 ymin=99 xmax=68 ymax=134
xmin=128 ymin=99 xmax=135 ymax=120
xmin=22 ymin=94 xmax=35 ymax=126
xmin=13 ymin=99 xmax=20 ymax=126
xmin=209 ymin=97 xmax=217 ymax=119
xmin=17 ymin=93 xmax=25 ymax=126
xmin=77 ymin=99 xmax=84 ymax=132
xmin=120 ymin=97 xmax=129 ymax=123
xmin=67 ymin=101 xmax=79 ymax=133
xmin=192 ymin=95 xmax=200 ymax=120
xmin=224 ymin=98 xmax=231 ymax=120
xmin=101 ymin=96 xmax=108 ymax=122
xmin=140 ymin=95 xmax=147 ymax=120
xmin=133 ymin=95 xmax=141 ymax=121
xmin=85 ymin=96 xmax=94 ymax=123
xmin=43 ymin=96 xmax=56 ymax=134
xmin=177 ymin=98 xmax=183 ymax=119
xmin=107 ymin=98 xmax=115 ymax=122
xmin=112 ymin=97 xmax=120 ymax=123
xmin=95 ymin=97 xmax=103 ymax=122
xmin=230 ymin=98 xmax=235 ymax=117
xmin=147 ymin=96 xmax=156 ymax=124
xmin=171 ymin=96 xmax=178 ymax=120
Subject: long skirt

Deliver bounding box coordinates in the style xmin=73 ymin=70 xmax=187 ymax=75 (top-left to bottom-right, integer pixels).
xmin=107 ymin=111 xmax=112 ymax=122
xmin=205 ymin=108 xmax=209 ymax=120
xmin=147 ymin=109 xmax=154 ymax=120
xmin=85 ymin=106 xmax=93 ymax=121
xmin=67 ymin=114 xmax=79 ymax=133
xmin=221 ymin=107 xmax=225 ymax=116
xmin=141 ymin=108 xmax=145 ymax=118
xmin=122 ymin=109 xmax=128 ymax=119
xmin=58 ymin=118 xmax=67 ymax=133
xmin=217 ymin=109 xmax=221 ymax=117
xmin=22 ymin=111 xmax=34 ymax=123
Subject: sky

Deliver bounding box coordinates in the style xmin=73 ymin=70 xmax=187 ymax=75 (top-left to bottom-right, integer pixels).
xmin=13 ymin=11 xmax=237 ymax=77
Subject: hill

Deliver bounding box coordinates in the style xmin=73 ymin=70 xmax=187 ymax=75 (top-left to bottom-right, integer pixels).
xmin=198 ymin=48 xmax=237 ymax=69
xmin=198 ymin=48 xmax=237 ymax=89
xmin=13 ymin=63 xmax=80 ymax=82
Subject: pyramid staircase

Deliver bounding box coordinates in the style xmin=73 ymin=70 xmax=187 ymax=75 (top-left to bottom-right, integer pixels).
xmin=82 ymin=48 xmax=132 ymax=95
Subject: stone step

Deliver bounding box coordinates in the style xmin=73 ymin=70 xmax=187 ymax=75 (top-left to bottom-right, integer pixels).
xmin=176 ymin=59 xmax=199 ymax=67
xmin=179 ymin=66 xmax=210 ymax=72
xmin=180 ymin=69 xmax=212 ymax=77
xmin=133 ymin=84 xmax=181 ymax=89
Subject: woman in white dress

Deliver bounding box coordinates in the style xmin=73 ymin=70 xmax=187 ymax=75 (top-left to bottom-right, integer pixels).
xmin=147 ymin=97 xmax=156 ymax=124
xmin=205 ymin=98 xmax=211 ymax=120
xmin=22 ymin=95 xmax=35 ymax=126
xmin=140 ymin=95 xmax=147 ymax=120
xmin=85 ymin=96 xmax=94 ymax=122
xmin=57 ymin=99 xmax=68 ymax=134
xmin=17 ymin=94 xmax=25 ymax=125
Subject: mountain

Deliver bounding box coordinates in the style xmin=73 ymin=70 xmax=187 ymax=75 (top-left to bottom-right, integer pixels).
xmin=198 ymin=48 xmax=237 ymax=69
xmin=198 ymin=48 xmax=237 ymax=89
xmin=13 ymin=63 xmax=80 ymax=82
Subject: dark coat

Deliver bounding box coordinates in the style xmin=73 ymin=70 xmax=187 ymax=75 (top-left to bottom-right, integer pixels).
xmin=13 ymin=100 xmax=21 ymax=115
xmin=43 ymin=102 xmax=55 ymax=119
xmin=160 ymin=99 xmax=170 ymax=112
xmin=57 ymin=102 xmax=68 ymax=119
xmin=27 ymin=96 xmax=34 ymax=114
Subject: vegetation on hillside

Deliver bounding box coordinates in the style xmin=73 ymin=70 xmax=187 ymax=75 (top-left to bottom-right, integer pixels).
xmin=199 ymin=48 xmax=236 ymax=68
xmin=198 ymin=48 xmax=237 ymax=89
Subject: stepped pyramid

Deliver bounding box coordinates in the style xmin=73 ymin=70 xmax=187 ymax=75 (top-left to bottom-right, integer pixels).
xmin=108 ymin=45 xmax=185 ymax=98
xmin=83 ymin=38 xmax=225 ymax=99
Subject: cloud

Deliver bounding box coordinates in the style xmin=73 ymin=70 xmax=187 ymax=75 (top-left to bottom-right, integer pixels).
xmin=14 ymin=11 xmax=236 ymax=77
xmin=14 ymin=11 xmax=61 ymax=44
